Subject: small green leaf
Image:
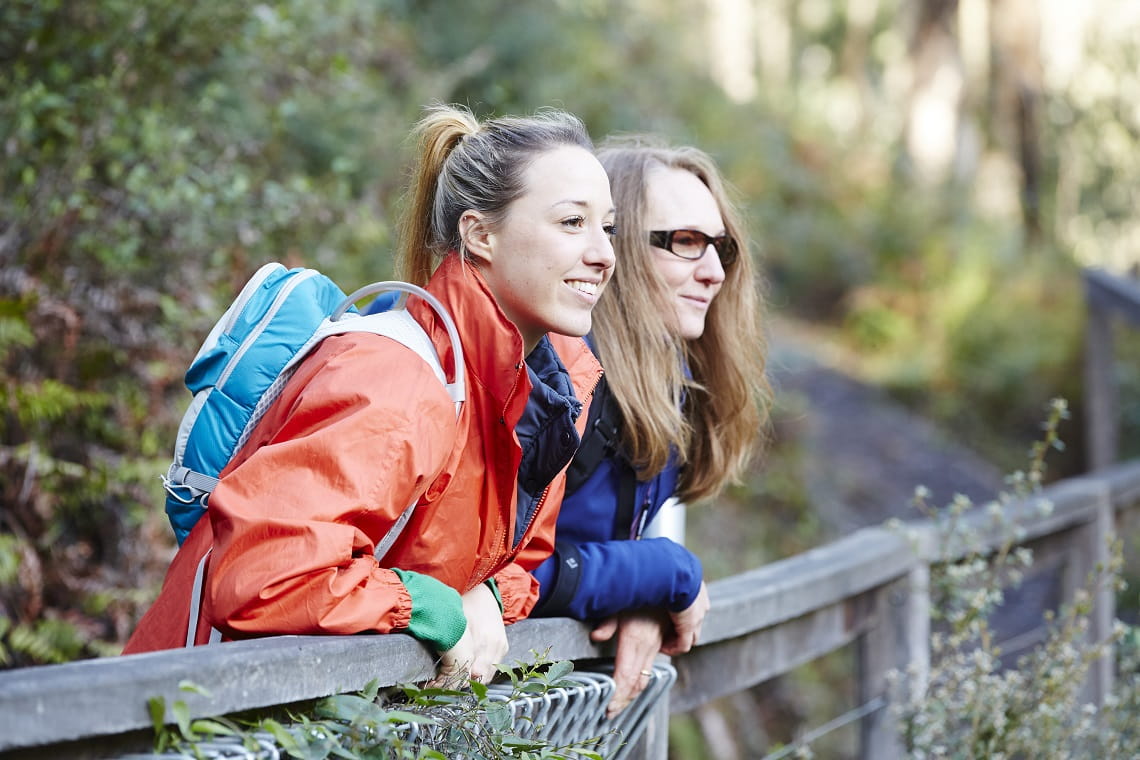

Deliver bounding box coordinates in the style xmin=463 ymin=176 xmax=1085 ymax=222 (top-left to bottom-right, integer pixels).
xmin=485 ymin=701 xmax=512 ymax=732
xmin=383 ymin=709 xmax=438 ymax=725
xmin=178 ymin=680 xmax=212 ymax=697
xmin=315 ymin=693 xmax=386 ymax=723
xmin=147 ymin=696 xmax=166 ymax=732
xmin=171 ymin=699 xmax=195 ymax=741
xmin=189 ymin=718 xmax=238 ymax=736
xmin=545 ymin=661 xmax=574 ymax=683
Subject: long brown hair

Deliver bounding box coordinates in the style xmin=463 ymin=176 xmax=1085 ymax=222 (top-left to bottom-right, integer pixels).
xmin=594 ymin=136 xmax=771 ymax=502
xmin=396 ymin=103 xmax=593 ymax=285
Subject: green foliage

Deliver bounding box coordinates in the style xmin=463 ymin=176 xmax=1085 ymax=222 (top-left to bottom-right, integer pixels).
xmin=885 ymin=400 xmax=1140 ymax=758
xmin=146 ymin=661 xmax=604 ymax=759
xmin=1044 ymin=26 xmax=1140 ymax=273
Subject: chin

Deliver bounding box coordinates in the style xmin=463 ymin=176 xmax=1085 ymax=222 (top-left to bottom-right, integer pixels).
xmin=551 ymin=316 xmax=592 ymax=338
xmin=680 ymin=322 xmax=707 ymax=340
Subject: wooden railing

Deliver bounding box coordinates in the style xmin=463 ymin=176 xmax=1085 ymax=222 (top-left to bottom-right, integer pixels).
xmin=3 ymin=460 xmax=1140 ymax=760
xmin=1083 ymin=267 xmax=1140 ymax=470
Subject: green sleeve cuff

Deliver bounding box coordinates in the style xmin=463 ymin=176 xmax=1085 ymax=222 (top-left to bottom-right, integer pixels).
xmin=392 ymin=569 xmax=466 ymax=652
xmin=485 ymin=577 xmax=504 ymax=614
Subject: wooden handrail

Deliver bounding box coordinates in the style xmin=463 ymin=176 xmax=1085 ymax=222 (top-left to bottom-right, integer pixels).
xmin=3 ymin=459 xmax=1139 ymax=759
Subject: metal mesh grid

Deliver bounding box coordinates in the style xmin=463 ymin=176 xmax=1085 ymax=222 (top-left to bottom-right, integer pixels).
xmin=120 ymin=662 xmax=676 ymax=760
xmin=483 ymin=662 xmax=676 ymax=759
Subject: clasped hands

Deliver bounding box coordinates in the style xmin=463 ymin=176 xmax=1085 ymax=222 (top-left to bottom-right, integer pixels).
xmin=426 ymin=579 xmax=710 ymax=721
xmin=591 ymin=581 xmax=710 ymax=718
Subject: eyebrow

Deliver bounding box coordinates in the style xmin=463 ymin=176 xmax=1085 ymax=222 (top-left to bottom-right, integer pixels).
xmin=554 ymin=200 xmax=617 ymax=215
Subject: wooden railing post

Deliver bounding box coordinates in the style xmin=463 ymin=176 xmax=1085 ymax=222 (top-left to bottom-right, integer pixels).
xmin=1084 ymin=285 xmax=1118 ymax=470
xmin=857 ymin=565 xmax=930 ymax=760
xmin=1066 ymin=480 xmax=1115 ymax=704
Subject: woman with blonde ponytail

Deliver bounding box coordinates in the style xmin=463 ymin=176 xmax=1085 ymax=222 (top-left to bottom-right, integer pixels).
xmin=536 ymin=137 xmax=772 ymax=716
xmin=126 ymin=104 xmax=616 ymax=687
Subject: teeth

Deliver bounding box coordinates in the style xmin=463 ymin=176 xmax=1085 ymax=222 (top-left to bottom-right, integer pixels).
xmin=567 ymin=280 xmax=598 ymax=296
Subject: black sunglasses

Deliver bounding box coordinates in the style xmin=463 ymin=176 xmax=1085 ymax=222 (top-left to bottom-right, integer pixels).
xmin=648 ymin=229 xmax=738 ymax=267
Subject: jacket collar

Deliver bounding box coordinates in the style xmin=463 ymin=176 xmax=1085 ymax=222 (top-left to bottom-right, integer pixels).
xmin=411 ymin=253 xmax=529 ymax=420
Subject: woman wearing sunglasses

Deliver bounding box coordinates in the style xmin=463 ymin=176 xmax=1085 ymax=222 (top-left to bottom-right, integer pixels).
xmin=534 ymin=137 xmax=772 ymax=717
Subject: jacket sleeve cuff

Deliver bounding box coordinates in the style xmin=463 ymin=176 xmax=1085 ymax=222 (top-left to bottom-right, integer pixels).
xmin=666 ymin=546 xmax=703 ymax=612
xmin=492 ymin=563 xmax=541 ymax=623
xmin=531 ymin=541 xmax=584 ymax=617
xmin=391 ymin=568 xmax=466 ymax=652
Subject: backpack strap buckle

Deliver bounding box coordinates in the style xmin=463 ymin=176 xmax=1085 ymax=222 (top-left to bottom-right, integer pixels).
xmin=162 ymin=464 xmax=216 ymax=507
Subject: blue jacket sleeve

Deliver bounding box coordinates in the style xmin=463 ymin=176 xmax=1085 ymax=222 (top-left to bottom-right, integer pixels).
xmin=532 ymin=537 xmax=703 ymax=620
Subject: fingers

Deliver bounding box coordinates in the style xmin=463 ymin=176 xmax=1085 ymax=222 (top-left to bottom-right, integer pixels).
xmin=590 ymin=617 xmax=620 ymax=642
xmin=461 ymin=584 xmax=508 ymax=684
xmin=605 ymin=615 xmax=665 ymax=719
xmin=664 ymin=582 xmax=710 ymax=655
xmin=608 ymin=656 xmax=656 ymax=719
xmin=430 ymin=626 xmax=474 ymax=689
xmin=428 ymin=584 xmax=508 ymax=688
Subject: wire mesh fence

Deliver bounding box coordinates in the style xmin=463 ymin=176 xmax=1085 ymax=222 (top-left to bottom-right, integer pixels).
xmin=119 ymin=662 xmax=676 ymax=760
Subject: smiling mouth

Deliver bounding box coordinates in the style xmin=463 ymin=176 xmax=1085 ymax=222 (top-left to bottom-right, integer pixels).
xmin=567 ymin=280 xmax=600 ymax=296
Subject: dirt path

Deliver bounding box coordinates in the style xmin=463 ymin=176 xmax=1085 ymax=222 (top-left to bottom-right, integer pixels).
xmin=768 ymin=318 xmax=1005 ymax=532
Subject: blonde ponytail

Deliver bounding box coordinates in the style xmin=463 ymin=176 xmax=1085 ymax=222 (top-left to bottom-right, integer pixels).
xmin=396 ymin=105 xmax=480 ymax=285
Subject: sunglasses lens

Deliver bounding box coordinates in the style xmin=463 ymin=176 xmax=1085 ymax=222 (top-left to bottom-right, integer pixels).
xmin=716 ymin=237 xmax=738 ymax=267
xmin=669 ymin=230 xmax=708 ymax=259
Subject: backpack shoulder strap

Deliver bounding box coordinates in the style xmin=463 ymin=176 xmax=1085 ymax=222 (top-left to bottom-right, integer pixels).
xmin=564 ymin=374 xmax=623 ymax=496
xmin=316 ymin=282 xmax=467 ymax=560
xmin=564 ymin=375 xmax=644 ymax=541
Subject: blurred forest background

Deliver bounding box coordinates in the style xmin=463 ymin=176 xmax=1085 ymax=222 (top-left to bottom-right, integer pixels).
xmin=3 ymin=0 xmax=1140 ymax=754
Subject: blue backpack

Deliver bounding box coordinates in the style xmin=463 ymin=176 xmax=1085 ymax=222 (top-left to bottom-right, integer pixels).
xmin=161 ymin=262 xmax=466 ymax=551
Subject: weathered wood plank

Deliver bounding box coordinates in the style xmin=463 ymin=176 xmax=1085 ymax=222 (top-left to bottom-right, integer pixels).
xmin=703 ymin=527 xmax=916 ymax=644
xmin=1084 ymin=268 xmax=1140 ymax=326
xmin=857 ymin=569 xmax=930 ymax=760
xmin=1093 ymin=459 xmax=1140 ymax=508
xmin=0 ymin=618 xmax=601 ymax=754
xmin=3 ymin=465 xmax=1139 ymax=758
xmin=1064 ymin=485 xmax=1115 ymax=704
xmin=1085 ymin=296 xmax=1119 ymax=470
xmin=906 ymin=477 xmax=1108 ymax=562
xmin=669 ymin=594 xmax=876 ymax=714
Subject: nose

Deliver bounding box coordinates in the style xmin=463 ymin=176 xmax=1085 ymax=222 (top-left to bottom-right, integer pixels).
xmin=586 ymin=224 xmax=616 ymax=272
xmin=695 ymin=243 xmax=726 ymax=285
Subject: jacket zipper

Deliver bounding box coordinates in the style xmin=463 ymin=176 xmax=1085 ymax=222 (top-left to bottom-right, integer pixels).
xmin=492 ymin=349 xmax=603 ymax=571
xmin=499 ymin=360 xmax=525 ymax=425
xmin=510 ymin=482 xmax=550 ymax=553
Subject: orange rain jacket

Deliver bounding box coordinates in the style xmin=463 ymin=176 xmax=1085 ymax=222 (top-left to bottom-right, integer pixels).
xmin=124 ymin=255 xmax=602 ymax=653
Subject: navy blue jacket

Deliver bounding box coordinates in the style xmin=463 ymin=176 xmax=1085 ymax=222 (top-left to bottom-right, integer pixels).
xmin=531 ymin=348 xmax=703 ymax=621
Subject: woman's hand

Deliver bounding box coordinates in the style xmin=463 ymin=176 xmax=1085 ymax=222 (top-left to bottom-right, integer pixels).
xmin=429 ymin=583 xmax=508 ymax=687
xmin=591 ymin=612 xmax=666 ymax=719
xmin=662 ymin=581 xmax=709 ymax=655
xmin=459 ymin=582 xmax=508 ymax=684
xmin=432 ymin=625 xmax=475 ymax=687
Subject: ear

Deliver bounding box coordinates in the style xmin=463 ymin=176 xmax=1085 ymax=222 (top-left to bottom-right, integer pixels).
xmin=458 ymin=210 xmax=494 ymax=266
